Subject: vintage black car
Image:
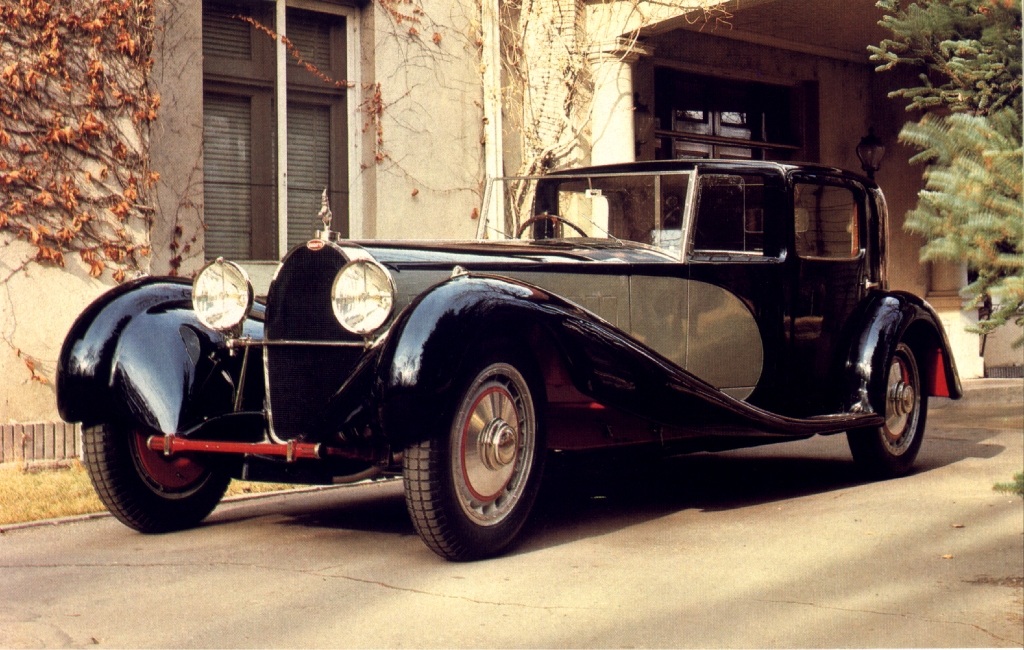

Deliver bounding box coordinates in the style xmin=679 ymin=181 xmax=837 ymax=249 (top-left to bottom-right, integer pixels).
xmin=57 ymin=160 xmax=962 ymax=560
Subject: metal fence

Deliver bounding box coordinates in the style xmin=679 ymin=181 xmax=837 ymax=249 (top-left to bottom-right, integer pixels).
xmin=0 ymin=421 xmax=81 ymax=466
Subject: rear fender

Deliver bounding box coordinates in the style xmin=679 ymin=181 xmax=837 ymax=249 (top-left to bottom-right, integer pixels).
xmin=57 ymin=278 xmax=264 ymax=433
xmin=841 ymin=291 xmax=962 ymax=415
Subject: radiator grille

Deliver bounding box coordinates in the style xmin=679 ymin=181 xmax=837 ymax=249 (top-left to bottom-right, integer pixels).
xmin=264 ymin=244 xmax=363 ymax=440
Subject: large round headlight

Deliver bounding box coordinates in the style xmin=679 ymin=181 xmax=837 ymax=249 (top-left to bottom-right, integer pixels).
xmin=331 ymin=259 xmax=396 ymax=335
xmin=193 ymin=258 xmax=253 ymax=332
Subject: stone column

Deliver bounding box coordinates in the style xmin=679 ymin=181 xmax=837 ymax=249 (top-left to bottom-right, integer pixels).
xmin=587 ymin=38 xmax=650 ymax=166
xmin=927 ymin=261 xmax=985 ymax=379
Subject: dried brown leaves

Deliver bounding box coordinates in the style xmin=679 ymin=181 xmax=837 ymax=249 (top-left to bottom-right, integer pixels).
xmin=0 ymin=0 xmax=157 ymax=281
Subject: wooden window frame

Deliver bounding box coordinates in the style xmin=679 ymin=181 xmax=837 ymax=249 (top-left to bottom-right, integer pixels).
xmin=202 ymin=1 xmax=349 ymax=261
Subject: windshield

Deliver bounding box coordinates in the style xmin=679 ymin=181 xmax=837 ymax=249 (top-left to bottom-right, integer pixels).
xmin=482 ymin=172 xmax=693 ymax=258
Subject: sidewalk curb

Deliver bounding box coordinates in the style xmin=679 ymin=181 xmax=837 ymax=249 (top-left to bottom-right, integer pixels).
xmin=933 ymin=378 xmax=1024 ymax=409
xmin=0 ymin=482 xmax=373 ymax=534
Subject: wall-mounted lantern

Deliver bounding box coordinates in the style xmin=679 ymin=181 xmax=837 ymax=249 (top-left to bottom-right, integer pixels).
xmin=856 ymin=127 xmax=886 ymax=180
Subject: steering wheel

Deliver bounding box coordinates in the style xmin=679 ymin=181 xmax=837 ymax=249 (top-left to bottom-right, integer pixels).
xmin=516 ymin=213 xmax=588 ymax=239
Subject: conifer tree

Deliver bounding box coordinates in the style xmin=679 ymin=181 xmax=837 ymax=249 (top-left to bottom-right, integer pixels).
xmin=871 ymin=0 xmax=1022 ymax=342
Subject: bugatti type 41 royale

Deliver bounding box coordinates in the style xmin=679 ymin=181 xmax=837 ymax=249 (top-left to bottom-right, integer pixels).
xmin=57 ymin=160 xmax=963 ymax=560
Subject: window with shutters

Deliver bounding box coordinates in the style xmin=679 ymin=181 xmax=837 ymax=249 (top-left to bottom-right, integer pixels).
xmin=202 ymin=2 xmax=348 ymax=260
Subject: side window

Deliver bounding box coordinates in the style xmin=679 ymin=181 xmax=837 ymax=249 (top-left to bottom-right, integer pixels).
xmin=692 ymin=174 xmax=764 ymax=254
xmin=530 ymin=172 xmax=689 ymax=257
xmin=793 ymin=183 xmax=860 ymax=259
xmin=653 ymin=174 xmax=688 ymax=257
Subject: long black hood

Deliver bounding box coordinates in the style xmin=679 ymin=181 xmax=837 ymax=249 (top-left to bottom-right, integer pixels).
xmin=358 ymin=238 xmax=680 ymax=267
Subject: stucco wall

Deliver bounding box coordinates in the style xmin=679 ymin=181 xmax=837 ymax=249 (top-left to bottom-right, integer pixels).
xmin=145 ymin=1 xmax=487 ymax=263
xmin=360 ymin=0 xmax=487 ymax=241
xmin=865 ymin=67 xmax=930 ymax=298
xmin=0 ymin=0 xmax=203 ymax=425
xmin=1 ymin=1 xmax=166 ymax=423
xmin=0 ymin=240 xmax=108 ymax=423
xmin=149 ymin=0 xmax=206 ymax=278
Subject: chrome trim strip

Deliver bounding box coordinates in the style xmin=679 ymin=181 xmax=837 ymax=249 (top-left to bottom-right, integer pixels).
xmin=228 ymin=337 xmax=370 ymax=350
xmin=495 ymin=170 xmax=698 ymax=182
xmin=233 ymin=345 xmax=251 ymax=412
xmin=680 ymin=171 xmax=697 ymax=259
xmin=262 ymin=339 xmax=285 ymax=444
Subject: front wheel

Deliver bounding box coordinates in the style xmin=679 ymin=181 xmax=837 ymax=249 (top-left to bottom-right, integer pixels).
xmin=847 ymin=342 xmax=928 ymax=478
xmin=403 ymin=359 xmax=545 ymax=561
xmin=83 ymin=423 xmax=231 ymax=533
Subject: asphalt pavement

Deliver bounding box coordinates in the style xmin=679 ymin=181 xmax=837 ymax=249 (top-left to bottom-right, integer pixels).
xmin=1 ymin=379 xmax=1021 ymax=648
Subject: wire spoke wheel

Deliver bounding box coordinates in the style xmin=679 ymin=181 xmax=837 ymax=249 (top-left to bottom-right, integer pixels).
xmin=848 ymin=342 xmax=927 ymax=478
xmin=452 ymin=364 xmax=536 ymax=526
xmin=880 ymin=351 xmax=920 ymax=455
xmin=404 ymin=356 xmax=545 ymax=561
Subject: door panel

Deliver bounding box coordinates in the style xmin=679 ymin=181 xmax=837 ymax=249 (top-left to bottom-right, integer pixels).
xmin=788 ymin=179 xmax=868 ymax=414
xmin=629 ymin=276 xmax=762 ymax=400
xmin=629 ymin=275 xmax=687 ymax=370
xmin=686 ymin=280 xmax=762 ymax=399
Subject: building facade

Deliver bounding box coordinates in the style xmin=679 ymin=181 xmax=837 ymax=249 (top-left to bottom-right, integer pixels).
xmin=1 ymin=0 xmax=1017 ymax=431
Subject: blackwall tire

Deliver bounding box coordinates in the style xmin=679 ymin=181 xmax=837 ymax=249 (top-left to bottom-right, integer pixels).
xmin=82 ymin=423 xmax=230 ymax=533
xmin=403 ymin=359 xmax=545 ymax=561
xmin=847 ymin=342 xmax=928 ymax=478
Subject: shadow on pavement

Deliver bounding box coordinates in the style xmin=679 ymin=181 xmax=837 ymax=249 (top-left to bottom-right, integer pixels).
xmin=279 ymin=486 xmax=414 ymax=535
xmin=520 ymin=447 xmax=864 ymax=554
xmin=206 ymin=479 xmax=414 ymax=536
xmin=513 ymin=399 xmax=1018 ymax=555
xmin=203 ymin=397 xmax=1017 ymax=556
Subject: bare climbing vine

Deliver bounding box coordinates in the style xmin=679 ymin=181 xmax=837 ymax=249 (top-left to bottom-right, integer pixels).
xmin=0 ymin=0 xmax=157 ymax=283
xmin=495 ymin=0 xmax=732 ymax=232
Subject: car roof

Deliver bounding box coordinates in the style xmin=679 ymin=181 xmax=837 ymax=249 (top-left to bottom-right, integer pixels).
xmin=541 ymin=159 xmax=875 ymax=187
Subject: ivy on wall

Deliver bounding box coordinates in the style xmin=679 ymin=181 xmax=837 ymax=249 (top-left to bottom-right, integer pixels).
xmin=0 ymin=0 xmax=157 ymax=283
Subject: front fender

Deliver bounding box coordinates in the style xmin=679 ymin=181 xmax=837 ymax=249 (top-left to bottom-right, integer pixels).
xmin=375 ymin=275 xmax=548 ymax=447
xmin=842 ymin=291 xmax=963 ymax=414
xmin=57 ymin=277 xmax=264 ymax=434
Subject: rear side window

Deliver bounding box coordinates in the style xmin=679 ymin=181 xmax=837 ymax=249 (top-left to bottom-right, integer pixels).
xmin=692 ymin=174 xmax=764 ymax=254
xmin=793 ymin=183 xmax=860 ymax=259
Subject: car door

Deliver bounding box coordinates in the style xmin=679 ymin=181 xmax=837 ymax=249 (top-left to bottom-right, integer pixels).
xmin=674 ymin=166 xmax=788 ymax=404
xmin=786 ymin=173 xmax=871 ymax=414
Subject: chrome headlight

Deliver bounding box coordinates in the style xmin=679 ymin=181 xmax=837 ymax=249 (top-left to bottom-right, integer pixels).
xmin=193 ymin=258 xmax=253 ymax=332
xmin=331 ymin=259 xmax=396 ymax=335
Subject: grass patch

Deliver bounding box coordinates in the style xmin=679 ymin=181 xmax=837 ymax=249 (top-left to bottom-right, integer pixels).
xmin=0 ymin=463 xmax=104 ymax=524
xmin=0 ymin=462 xmax=298 ymax=526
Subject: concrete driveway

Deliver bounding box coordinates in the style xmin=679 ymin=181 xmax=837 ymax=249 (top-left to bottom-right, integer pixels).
xmin=1 ymin=380 xmax=1021 ymax=648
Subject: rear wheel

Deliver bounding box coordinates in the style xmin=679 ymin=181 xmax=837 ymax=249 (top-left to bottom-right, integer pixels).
xmin=403 ymin=358 xmax=545 ymax=561
xmin=847 ymin=342 xmax=927 ymax=478
xmin=83 ymin=423 xmax=230 ymax=533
